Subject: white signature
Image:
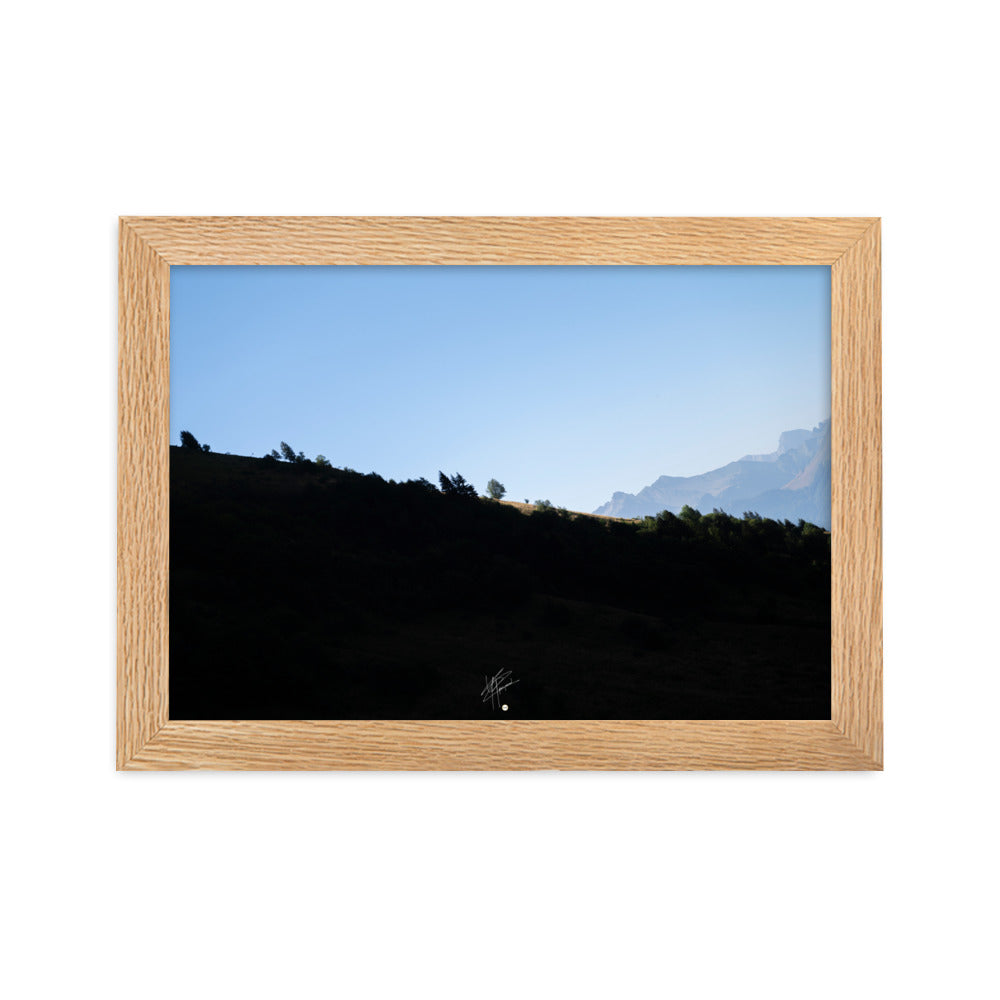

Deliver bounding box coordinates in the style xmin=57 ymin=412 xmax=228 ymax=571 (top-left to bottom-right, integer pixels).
xmin=481 ymin=669 xmax=519 ymax=710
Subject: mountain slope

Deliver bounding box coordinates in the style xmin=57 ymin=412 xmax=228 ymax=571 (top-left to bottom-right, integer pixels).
xmin=594 ymin=420 xmax=831 ymax=527
xmin=169 ymin=447 xmax=831 ymax=720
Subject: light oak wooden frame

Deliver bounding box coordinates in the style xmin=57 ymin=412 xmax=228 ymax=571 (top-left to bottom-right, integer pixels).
xmin=118 ymin=217 xmax=881 ymax=770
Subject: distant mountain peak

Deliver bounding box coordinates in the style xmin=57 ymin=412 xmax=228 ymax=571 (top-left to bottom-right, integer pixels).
xmin=739 ymin=420 xmax=828 ymax=463
xmin=594 ymin=419 xmax=831 ymax=528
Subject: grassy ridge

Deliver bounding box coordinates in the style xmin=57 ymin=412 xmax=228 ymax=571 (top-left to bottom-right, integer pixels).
xmin=169 ymin=449 xmax=831 ymax=719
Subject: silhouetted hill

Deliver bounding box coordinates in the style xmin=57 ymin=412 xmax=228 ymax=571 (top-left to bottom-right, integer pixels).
xmin=170 ymin=447 xmax=831 ymax=720
xmin=594 ymin=420 xmax=831 ymax=528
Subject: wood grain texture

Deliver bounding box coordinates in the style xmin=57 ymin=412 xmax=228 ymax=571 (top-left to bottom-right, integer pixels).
xmin=117 ymin=222 xmax=170 ymax=768
xmin=121 ymin=216 xmax=877 ymax=266
xmin=116 ymin=216 xmax=883 ymax=770
xmin=831 ymin=221 xmax=883 ymax=766
xmin=124 ymin=720 xmax=879 ymax=771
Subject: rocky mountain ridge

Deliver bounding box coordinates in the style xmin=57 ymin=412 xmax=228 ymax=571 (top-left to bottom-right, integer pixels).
xmin=593 ymin=420 xmax=831 ymax=528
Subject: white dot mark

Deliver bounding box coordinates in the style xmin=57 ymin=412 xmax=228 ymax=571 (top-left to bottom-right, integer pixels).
xmin=502 ymin=704 xmax=509 ymax=712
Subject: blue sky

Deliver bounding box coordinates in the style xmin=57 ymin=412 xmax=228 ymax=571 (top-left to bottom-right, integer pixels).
xmin=170 ymin=265 xmax=830 ymax=513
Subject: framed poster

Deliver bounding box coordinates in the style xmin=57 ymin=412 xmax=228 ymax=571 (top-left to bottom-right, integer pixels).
xmin=117 ymin=217 xmax=881 ymax=769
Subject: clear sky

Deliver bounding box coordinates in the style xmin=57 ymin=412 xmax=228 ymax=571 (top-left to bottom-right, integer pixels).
xmin=170 ymin=265 xmax=830 ymax=513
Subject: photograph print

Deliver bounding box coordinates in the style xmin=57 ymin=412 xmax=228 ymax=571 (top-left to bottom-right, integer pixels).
xmin=169 ymin=264 xmax=831 ymax=720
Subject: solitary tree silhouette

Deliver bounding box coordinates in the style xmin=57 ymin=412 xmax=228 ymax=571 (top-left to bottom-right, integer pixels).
xmin=180 ymin=430 xmax=202 ymax=451
xmin=485 ymin=478 xmax=506 ymax=500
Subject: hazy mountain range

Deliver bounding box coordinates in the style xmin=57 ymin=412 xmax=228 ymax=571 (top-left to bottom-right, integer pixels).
xmin=593 ymin=420 xmax=831 ymax=528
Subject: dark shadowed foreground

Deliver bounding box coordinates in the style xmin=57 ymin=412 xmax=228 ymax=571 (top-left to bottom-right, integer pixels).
xmin=169 ymin=449 xmax=831 ymax=720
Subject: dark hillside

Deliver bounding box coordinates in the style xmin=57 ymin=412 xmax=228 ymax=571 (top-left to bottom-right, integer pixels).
xmin=170 ymin=448 xmax=830 ymax=719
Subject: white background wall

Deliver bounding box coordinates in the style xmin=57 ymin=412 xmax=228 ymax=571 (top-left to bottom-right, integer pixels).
xmin=3 ymin=3 xmax=996 ymax=998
